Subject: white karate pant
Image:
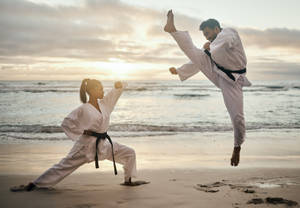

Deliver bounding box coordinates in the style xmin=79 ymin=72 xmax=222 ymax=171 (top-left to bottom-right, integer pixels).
xmin=213 ymin=71 xmax=245 ymax=147
xmin=33 ymin=140 xmax=137 ymax=187
xmin=187 ymin=60 xmax=246 ymax=147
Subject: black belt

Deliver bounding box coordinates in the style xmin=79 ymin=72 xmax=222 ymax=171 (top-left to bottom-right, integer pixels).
xmin=83 ymin=130 xmax=117 ymax=175
xmin=204 ymin=49 xmax=246 ymax=81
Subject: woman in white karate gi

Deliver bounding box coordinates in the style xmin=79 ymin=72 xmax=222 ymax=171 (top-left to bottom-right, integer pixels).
xmin=164 ymin=10 xmax=251 ymax=167
xmin=11 ymin=79 xmax=148 ymax=192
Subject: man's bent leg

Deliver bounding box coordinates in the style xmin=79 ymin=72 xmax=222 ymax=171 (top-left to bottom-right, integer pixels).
xmin=219 ymin=77 xmax=245 ymax=166
xmin=220 ymin=77 xmax=245 ymax=147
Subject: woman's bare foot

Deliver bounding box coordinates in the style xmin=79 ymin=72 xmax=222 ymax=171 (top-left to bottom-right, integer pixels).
xmin=10 ymin=182 xmax=36 ymax=192
xmin=120 ymin=177 xmax=150 ymax=186
xmin=121 ymin=180 xmax=150 ymax=186
xmin=164 ymin=10 xmax=177 ymax=33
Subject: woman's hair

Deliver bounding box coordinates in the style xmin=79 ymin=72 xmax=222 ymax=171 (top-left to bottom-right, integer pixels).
xmin=80 ymin=78 xmax=102 ymax=103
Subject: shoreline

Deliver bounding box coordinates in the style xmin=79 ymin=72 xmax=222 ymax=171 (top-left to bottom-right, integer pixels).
xmin=1 ymin=130 xmax=300 ymax=175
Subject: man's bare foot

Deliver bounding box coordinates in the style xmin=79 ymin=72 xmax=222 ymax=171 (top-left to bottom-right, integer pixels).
xmin=231 ymin=146 xmax=241 ymax=166
xmin=164 ymin=10 xmax=177 ymax=33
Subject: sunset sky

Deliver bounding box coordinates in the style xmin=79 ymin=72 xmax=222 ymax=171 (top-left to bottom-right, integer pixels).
xmin=0 ymin=0 xmax=299 ymax=80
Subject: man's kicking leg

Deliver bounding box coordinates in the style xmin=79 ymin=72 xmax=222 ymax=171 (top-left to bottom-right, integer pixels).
xmin=164 ymin=10 xmax=177 ymax=33
xmin=165 ymin=10 xmax=221 ymax=88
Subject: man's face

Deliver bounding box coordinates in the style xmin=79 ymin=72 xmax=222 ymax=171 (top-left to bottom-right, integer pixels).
xmin=202 ymin=27 xmax=220 ymax=42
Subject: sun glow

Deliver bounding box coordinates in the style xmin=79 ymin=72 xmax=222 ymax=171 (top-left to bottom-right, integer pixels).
xmin=92 ymin=59 xmax=137 ymax=80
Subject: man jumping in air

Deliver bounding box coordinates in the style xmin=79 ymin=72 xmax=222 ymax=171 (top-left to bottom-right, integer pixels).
xmin=164 ymin=10 xmax=251 ymax=167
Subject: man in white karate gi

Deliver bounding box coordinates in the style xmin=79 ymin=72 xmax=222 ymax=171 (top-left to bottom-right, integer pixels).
xmin=164 ymin=10 xmax=251 ymax=167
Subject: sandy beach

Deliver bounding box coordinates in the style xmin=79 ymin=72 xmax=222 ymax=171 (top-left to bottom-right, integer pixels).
xmin=1 ymin=168 xmax=300 ymax=208
xmin=1 ymin=131 xmax=300 ymax=208
xmin=1 ymin=0 xmax=300 ymax=206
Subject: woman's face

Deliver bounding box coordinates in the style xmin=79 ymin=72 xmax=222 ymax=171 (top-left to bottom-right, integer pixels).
xmin=90 ymin=83 xmax=104 ymax=99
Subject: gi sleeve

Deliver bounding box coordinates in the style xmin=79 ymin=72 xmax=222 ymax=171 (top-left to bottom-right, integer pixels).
xmin=61 ymin=106 xmax=85 ymax=141
xmin=176 ymin=61 xmax=200 ymax=81
xmin=102 ymin=82 xmax=127 ymax=114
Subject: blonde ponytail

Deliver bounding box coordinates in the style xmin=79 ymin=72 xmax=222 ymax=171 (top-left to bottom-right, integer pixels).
xmin=80 ymin=78 xmax=89 ymax=103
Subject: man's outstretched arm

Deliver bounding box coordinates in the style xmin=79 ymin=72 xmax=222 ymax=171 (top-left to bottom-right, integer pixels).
xmin=169 ymin=62 xmax=200 ymax=81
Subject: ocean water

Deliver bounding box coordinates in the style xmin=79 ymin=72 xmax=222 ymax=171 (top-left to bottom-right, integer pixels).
xmin=0 ymin=80 xmax=299 ymax=142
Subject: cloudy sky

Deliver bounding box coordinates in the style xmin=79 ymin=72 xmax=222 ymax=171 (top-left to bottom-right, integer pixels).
xmin=0 ymin=0 xmax=299 ymax=80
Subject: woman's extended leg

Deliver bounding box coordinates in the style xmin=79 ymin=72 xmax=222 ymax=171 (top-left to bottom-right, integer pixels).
xmin=33 ymin=144 xmax=88 ymax=188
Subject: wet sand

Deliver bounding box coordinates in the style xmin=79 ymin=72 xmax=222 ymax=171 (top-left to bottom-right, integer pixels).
xmin=1 ymin=168 xmax=300 ymax=208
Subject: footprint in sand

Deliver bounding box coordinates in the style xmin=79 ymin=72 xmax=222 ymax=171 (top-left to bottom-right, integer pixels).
xmin=243 ymin=189 xmax=255 ymax=193
xmin=194 ymin=181 xmax=226 ymax=193
xmin=66 ymin=203 xmax=97 ymax=208
xmin=194 ymin=180 xmax=257 ymax=194
xmin=195 ymin=180 xmax=299 ymax=207
xmin=247 ymin=197 xmax=298 ymax=207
